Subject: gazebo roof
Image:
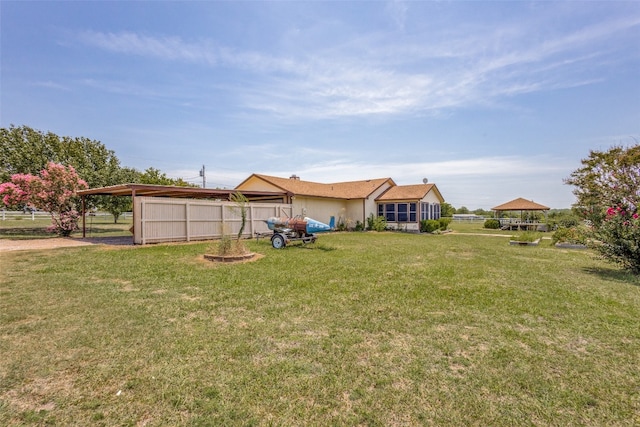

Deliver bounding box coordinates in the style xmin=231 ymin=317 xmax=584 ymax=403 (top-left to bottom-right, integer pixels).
xmin=492 ymin=197 xmax=550 ymax=211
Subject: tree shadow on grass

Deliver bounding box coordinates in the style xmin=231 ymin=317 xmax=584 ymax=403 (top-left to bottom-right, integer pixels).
xmin=0 ymin=227 xmax=55 ymax=239
xmin=80 ymin=227 xmax=131 ymax=235
xmin=582 ymin=266 xmax=640 ymax=286
xmin=274 ymin=242 xmax=336 ymax=252
xmin=79 ymin=236 xmax=134 ymax=246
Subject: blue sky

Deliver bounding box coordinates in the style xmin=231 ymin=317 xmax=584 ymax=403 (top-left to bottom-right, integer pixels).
xmin=1 ymin=1 xmax=639 ymax=209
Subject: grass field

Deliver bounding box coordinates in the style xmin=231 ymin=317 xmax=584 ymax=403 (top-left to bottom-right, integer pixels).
xmin=1 ymin=225 xmax=639 ymax=425
xmin=0 ymin=214 xmax=133 ymax=239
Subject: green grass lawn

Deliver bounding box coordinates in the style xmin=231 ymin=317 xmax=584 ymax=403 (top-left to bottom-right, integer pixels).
xmin=1 ymin=231 xmax=639 ymax=426
xmin=0 ymin=214 xmax=133 ymax=239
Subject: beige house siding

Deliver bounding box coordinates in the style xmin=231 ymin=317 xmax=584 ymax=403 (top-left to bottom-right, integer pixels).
xmin=234 ymin=175 xmax=286 ymax=193
xmin=364 ymin=181 xmax=394 ymax=222
xmin=422 ymin=191 xmax=442 ymax=205
xmin=235 ymin=174 xmax=444 ymax=232
xmin=291 ymin=197 xmax=342 ymax=224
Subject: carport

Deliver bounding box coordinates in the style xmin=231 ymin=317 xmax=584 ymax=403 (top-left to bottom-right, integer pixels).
xmin=77 ymin=184 xmax=292 ymax=244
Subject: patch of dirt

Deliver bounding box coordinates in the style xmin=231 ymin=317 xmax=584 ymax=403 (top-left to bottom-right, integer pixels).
xmin=197 ymin=253 xmax=264 ymax=266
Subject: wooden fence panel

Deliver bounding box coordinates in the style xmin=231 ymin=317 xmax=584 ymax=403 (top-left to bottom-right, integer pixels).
xmin=133 ymin=197 xmax=292 ymax=244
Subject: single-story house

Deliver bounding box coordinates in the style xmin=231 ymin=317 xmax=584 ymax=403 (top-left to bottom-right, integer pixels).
xmin=235 ymin=174 xmax=444 ymax=231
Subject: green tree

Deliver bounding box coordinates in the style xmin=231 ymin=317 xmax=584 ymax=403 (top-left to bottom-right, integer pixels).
xmin=566 ymin=144 xmax=640 ymax=273
xmin=1 ymin=125 xmax=196 ymax=222
xmin=96 ymin=166 xmax=140 ymax=223
xmin=456 ymin=206 xmax=470 ymax=214
xmin=1 ymin=125 xmax=54 ymax=181
xmin=137 ymin=167 xmax=193 ymax=187
xmin=0 ymin=125 xmax=121 ymax=189
xmin=440 ymin=202 xmax=455 ymax=217
xmin=473 ymin=208 xmax=491 ymax=217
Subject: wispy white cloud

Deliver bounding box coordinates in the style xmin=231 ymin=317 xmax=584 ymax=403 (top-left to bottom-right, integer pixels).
xmin=200 ymin=154 xmax=574 ymax=208
xmin=79 ymin=31 xmax=218 ymax=65
xmin=32 ymin=81 xmax=70 ymax=91
xmin=261 ymin=155 xmax=567 ymax=185
xmin=76 ymin=12 xmax=640 ymax=120
xmin=386 ymin=0 xmax=409 ymax=32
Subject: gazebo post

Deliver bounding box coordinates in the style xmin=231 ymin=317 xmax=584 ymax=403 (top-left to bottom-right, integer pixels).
xmin=81 ymin=196 xmax=86 ymax=238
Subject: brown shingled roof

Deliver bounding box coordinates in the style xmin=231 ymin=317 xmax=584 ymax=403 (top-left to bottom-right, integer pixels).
xmin=249 ymin=174 xmax=395 ymax=199
xmin=492 ymin=198 xmax=550 ymax=211
xmin=376 ymin=184 xmax=443 ymax=202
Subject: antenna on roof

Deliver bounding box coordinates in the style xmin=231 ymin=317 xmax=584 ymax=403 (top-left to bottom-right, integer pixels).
xmin=422 ymin=178 xmax=429 ymax=184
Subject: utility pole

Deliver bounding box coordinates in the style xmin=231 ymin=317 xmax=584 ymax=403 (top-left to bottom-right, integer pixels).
xmin=199 ymin=165 xmax=206 ymax=188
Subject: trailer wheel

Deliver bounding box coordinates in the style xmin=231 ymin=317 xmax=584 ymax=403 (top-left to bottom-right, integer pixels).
xmin=271 ymin=233 xmax=286 ymax=249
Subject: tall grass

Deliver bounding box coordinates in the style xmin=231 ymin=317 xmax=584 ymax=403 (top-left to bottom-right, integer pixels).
xmin=1 ymin=232 xmax=638 ymax=426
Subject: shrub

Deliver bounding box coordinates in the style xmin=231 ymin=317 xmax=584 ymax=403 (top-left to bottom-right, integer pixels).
xmin=511 ymin=231 xmax=541 ymax=242
xmin=366 ymin=214 xmax=374 ymax=231
xmin=420 ymin=219 xmax=440 ymax=233
xmin=551 ymin=226 xmax=587 ymax=245
xmin=566 ymin=144 xmax=640 ymax=273
xmin=592 ymin=206 xmax=640 ymax=272
xmin=0 ymin=162 xmax=88 ymax=236
xmin=354 ymin=220 xmax=364 ymax=231
xmin=484 ymin=219 xmax=500 ymax=229
xmin=547 ymin=212 xmax=581 ymax=230
xmin=438 ymin=217 xmax=452 ymax=230
xmin=209 ymin=234 xmax=249 ymax=257
xmin=367 ymin=214 xmax=387 ymax=232
xmin=374 ymin=216 xmax=387 ymax=232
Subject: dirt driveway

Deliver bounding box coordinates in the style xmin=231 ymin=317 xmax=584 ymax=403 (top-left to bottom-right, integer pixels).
xmin=0 ymin=236 xmax=133 ymax=252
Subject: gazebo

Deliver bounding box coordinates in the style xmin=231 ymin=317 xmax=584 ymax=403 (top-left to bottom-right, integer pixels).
xmin=492 ymin=198 xmax=550 ymax=231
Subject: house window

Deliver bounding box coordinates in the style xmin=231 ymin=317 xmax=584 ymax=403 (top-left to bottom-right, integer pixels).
xmin=378 ymin=203 xmax=418 ymax=222
xmin=397 ymin=203 xmax=408 ymax=222
xmin=420 ymin=202 xmax=441 ymax=220
xmin=384 ymin=203 xmax=395 ymax=222
xmin=421 ymin=203 xmax=429 ymax=220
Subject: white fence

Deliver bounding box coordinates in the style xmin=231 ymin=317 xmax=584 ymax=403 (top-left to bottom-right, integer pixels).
xmin=133 ymin=197 xmax=293 ymax=245
xmin=1 ymin=210 xmax=50 ymax=221
xmin=452 ymin=214 xmax=486 ymax=221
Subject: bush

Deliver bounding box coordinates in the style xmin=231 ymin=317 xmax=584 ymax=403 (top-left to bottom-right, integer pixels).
xmin=547 ymin=212 xmax=581 ymax=230
xmin=438 ymin=217 xmax=452 ymax=230
xmin=552 ymin=226 xmax=587 ymax=245
xmin=209 ymin=234 xmax=249 ymax=256
xmin=484 ymin=219 xmax=500 ymax=229
xmin=592 ymin=206 xmax=640 ymax=272
xmin=511 ymin=231 xmax=541 ymax=242
xmin=367 ymin=214 xmax=387 ymax=232
xmin=420 ymin=219 xmax=440 ymax=233
xmin=566 ymin=144 xmax=640 ymax=273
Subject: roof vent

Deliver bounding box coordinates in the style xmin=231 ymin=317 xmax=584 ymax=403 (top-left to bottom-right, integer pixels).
xmin=290 ymin=174 xmax=300 ymax=180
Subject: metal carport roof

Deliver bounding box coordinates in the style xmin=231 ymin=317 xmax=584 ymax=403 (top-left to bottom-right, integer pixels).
xmin=77 ymin=184 xmax=292 ymax=238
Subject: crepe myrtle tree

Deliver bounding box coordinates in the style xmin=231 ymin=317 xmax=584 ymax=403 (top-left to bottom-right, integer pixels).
xmin=566 ymin=143 xmax=640 ymax=273
xmin=0 ymin=162 xmax=88 ymax=236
